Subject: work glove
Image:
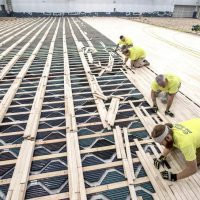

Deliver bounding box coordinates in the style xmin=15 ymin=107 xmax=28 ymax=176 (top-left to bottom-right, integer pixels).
xmin=152 ymin=105 xmax=158 ymax=113
xmin=153 ymin=155 xmax=171 ymax=169
xmin=165 ymin=110 xmax=175 ymax=117
xmin=160 ymin=170 xmax=177 ymax=182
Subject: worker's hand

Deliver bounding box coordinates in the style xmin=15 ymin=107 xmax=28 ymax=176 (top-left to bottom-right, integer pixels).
xmin=152 ymin=105 xmax=158 ymax=113
xmin=160 ymin=170 xmax=177 ymax=182
xmin=153 ymin=155 xmax=171 ymax=169
xmin=165 ymin=110 xmax=174 ymax=117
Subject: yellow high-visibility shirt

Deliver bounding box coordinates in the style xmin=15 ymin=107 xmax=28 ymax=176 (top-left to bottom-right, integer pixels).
xmin=128 ymin=46 xmax=146 ymax=61
xmin=151 ymin=73 xmax=181 ymax=94
xmin=118 ymin=37 xmax=133 ymax=46
xmin=173 ymin=118 xmax=200 ymax=161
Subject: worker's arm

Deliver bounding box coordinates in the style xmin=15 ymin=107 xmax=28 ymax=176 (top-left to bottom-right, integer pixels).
xmin=177 ymin=160 xmax=198 ymax=180
xmin=166 ymin=93 xmax=176 ymax=112
xmin=130 ymin=60 xmax=135 ymax=68
xmin=114 ymin=44 xmax=119 ymax=52
xmin=161 ymin=159 xmax=198 ymax=181
xmin=151 ymin=90 xmax=157 ymax=107
xmin=123 ymin=57 xmax=129 ymax=65
xmin=153 ymin=148 xmax=171 ymax=169
xmin=163 ymin=148 xmax=171 ymax=157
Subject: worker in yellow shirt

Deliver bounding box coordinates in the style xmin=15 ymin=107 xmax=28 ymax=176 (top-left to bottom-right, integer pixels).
xmin=151 ymin=73 xmax=181 ymax=117
xmin=122 ymin=46 xmax=150 ymax=68
xmin=151 ymin=118 xmax=200 ymax=181
xmin=114 ymin=35 xmax=133 ymax=52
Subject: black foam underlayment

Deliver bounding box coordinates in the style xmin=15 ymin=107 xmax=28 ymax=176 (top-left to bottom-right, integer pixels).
xmin=0 ymin=18 xmax=158 ymax=200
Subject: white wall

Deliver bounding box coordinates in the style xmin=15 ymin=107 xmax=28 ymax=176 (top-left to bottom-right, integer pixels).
xmin=0 ymin=0 xmax=4 ymax=5
xmin=11 ymin=0 xmax=199 ymax=13
xmin=174 ymin=0 xmax=198 ymax=5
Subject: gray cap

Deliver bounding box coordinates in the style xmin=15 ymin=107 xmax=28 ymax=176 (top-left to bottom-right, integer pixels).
xmin=156 ymin=74 xmax=164 ymax=84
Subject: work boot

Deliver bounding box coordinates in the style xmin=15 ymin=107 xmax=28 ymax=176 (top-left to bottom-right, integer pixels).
xmin=161 ymin=92 xmax=168 ymax=104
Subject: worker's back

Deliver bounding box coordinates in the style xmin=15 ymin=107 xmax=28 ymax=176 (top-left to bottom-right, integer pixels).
xmin=128 ymin=46 xmax=146 ymax=61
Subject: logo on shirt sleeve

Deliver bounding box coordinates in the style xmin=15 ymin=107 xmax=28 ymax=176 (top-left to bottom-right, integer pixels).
xmin=174 ymin=124 xmax=192 ymax=134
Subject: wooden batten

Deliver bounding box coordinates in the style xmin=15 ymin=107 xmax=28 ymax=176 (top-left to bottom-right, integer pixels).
xmin=98 ymin=68 xmax=106 ymax=77
xmin=87 ymin=52 xmax=93 ymax=63
xmin=113 ymin=128 xmax=122 ymax=159
xmin=123 ymin=128 xmax=136 ymax=180
xmin=106 ymin=97 xmax=120 ymax=126
xmin=116 ymin=126 xmax=126 ymax=159
xmin=64 ymin=18 xmax=87 ymax=200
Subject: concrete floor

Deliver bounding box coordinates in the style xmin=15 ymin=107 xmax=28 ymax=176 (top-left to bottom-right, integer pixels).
xmin=129 ymin=17 xmax=200 ymax=34
xmin=82 ymin=17 xmax=200 ymax=108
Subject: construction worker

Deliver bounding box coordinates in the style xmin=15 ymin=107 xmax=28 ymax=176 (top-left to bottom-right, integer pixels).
xmin=122 ymin=46 xmax=150 ymax=68
xmin=151 ymin=118 xmax=200 ymax=181
xmin=114 ymin=35 xmax=133 ymax=52
xmin=151 ymin=73 xmax=181 ymax=117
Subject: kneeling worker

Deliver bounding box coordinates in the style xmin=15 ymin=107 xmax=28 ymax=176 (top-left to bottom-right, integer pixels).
xmin=151 ymin=73 xmax=181 ymax=117
xmin=122 ymin=46 xmax=150 ymax=68
xmin=115 ymin=35 xmax=133 ymax=52
xmin=151 ymin=118 xmax=200 ymax=181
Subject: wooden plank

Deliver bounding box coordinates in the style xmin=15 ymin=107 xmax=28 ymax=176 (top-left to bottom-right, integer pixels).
xmin=106 ymin=97 xmax=120 ymax=126
xmin=123 ymin=128 xmax=136 ymax=179
xmin=116 ymin=126 xmax=126 ymax=159
xmin=98 ymin=68 xmax=106 ymax=77
xmin=87 ymin=52 xmax=93 ymax=63
xmin=113 ymin=128 xmax=122 ymax=159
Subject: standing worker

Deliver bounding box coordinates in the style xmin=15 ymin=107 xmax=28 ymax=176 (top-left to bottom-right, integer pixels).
xmin=122 ymin=46 xmax=150 ymax=68
xmin=151 ymin=118 xmax=200 ymax=181
xmin=114 ymin=35 xmax=133 ymax=52
xmin=151 ymin=73 xmax=181 ymax=117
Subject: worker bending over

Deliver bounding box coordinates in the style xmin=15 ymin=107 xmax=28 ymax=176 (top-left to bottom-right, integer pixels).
xmin=151 ymin=118 xmax=200 ymax=181
xmin=122 ymin=46 xmax=150 ymax=68
xmin=115 ymin=35 xmax=133 ymax=52
xmin=151 ymin=73 xmax=181 ymax=117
